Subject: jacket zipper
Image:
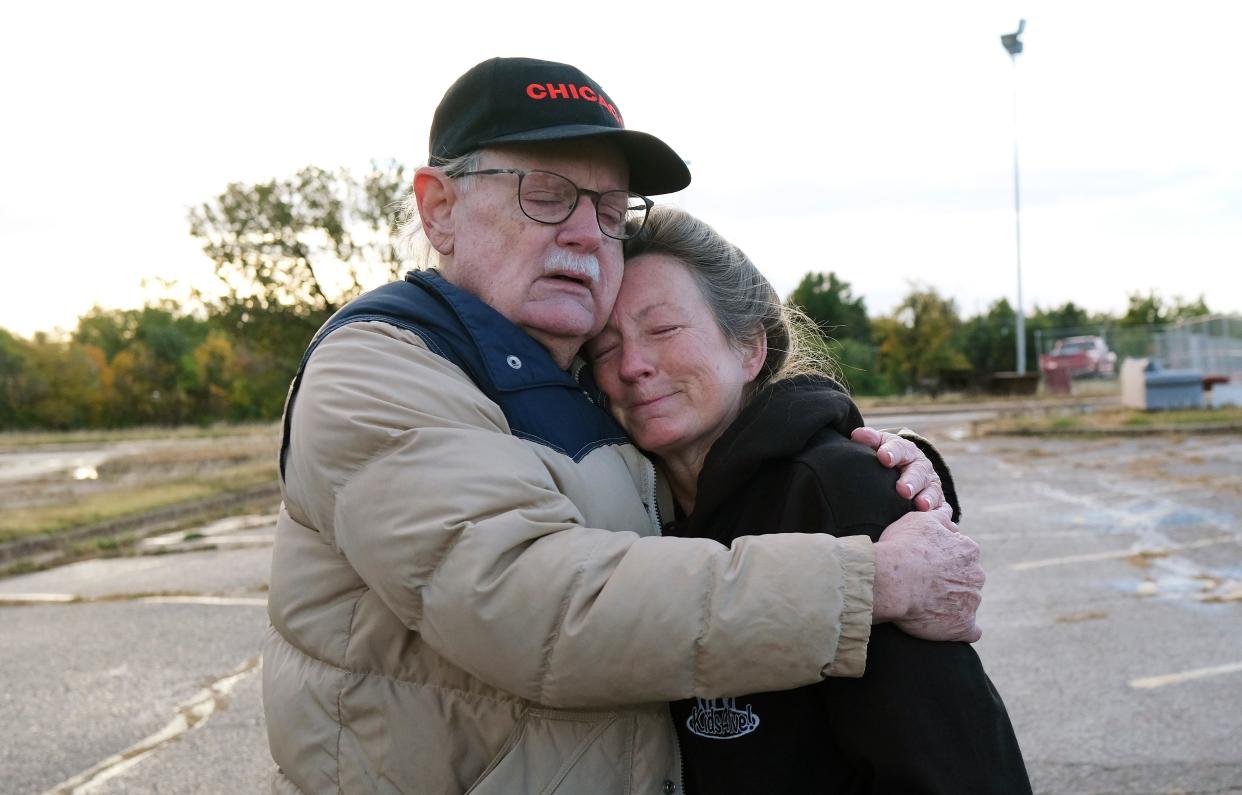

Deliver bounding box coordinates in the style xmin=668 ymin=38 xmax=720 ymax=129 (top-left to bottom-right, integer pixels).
xmin=579 ymin=368 xmax=682 ymax=793
xmin=644 ymin=456 xmax=663 ymax=534
xmin=644 ymin=456 xmax=685 ymax=793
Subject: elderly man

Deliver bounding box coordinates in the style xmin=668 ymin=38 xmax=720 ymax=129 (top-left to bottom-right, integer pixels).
xmin=264 ymin=57 xmax=983 ymax=794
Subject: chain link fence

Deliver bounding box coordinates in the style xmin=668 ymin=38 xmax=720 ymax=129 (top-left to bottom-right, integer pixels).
xmin=1036 ymin=315 xmax=1242 ymax=381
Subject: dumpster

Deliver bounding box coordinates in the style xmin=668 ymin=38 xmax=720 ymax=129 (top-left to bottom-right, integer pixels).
xmin=1210 ymin=380 xmax=1242 ymax=408
xmin=1121 ymin=358 xmax=1203 ymax=410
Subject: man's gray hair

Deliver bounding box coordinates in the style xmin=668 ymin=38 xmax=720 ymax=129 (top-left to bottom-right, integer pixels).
xmin=394 ymin=151 xmax=482 ymax=265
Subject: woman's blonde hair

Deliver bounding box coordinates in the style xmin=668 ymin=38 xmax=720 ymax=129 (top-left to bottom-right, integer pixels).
xmin=623 ymin=205 xmax=838 ymax=393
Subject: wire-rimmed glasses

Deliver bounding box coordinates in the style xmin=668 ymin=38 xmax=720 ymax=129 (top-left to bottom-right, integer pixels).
xmin=456 ymin=168 xmax=653 ymax=240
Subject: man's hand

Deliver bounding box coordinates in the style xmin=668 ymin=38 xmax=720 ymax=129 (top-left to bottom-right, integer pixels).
xmin=871 ymin=505 xmax=984 ymax=642
xmin=851 ymin=427 xmax=943 ymax=511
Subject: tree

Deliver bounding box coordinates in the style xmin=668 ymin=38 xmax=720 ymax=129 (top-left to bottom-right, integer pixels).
xmin=961 ymin=298 xmax=1016 ymax=376
xmin=0 ymin=329 xmax=32 ymax=428
xmin=873 ymin=286 xmax=969 ymax=393
xmin=786 ymin=272 xmax=871 ymax=342
xmin=188 ymin=160 xmax=409 ymax=317
xmin=1117 ymin=290 xmax=1210 ymax=327
xmin=1168 ymin=295 xmax=1211 ymax=322
xmin=188 ymin=332 xmax=239 ymax=421
xmin=1120 ymin=290 xmax=1166 ymax=327
xmin=187 ymin=160 xmax=411 ymax=393
xmin=1032 ymin=301 xmax=1092 ymax=331
xmin=74 ymin=306 xmax=139 ymax=360
xmin=18 ymin=336 xmax=107 ymax=429
xmin=787 ymin=272 xmax=889 ymax=394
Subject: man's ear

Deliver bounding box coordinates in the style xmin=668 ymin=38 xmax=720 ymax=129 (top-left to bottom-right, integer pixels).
xmin=414 ymin=166 xmax=455 ymax=255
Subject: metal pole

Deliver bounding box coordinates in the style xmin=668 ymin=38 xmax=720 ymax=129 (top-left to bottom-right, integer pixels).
xmin=1010 ymin=49 xmax=1026 ymax=373
xmin=1002 ymin=21 xmax=1027 ymax=374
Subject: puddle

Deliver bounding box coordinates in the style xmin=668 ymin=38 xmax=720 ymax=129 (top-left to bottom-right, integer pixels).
xmin=0 ymin=590 xmax=267 ymax=608
xmin=0 ymin=442 xmax=157 ymax=484
xmin=0 ymin=450 xmax=115 ymax=483
xmin=139 ymin=514 xmax=276 ymax=552
xmin=1124 ymin=558 xmax=1242 ymax=603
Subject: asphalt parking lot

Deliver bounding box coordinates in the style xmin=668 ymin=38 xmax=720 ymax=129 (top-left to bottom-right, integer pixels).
xmin=2 ymin=425 xmax=1240 ymax=794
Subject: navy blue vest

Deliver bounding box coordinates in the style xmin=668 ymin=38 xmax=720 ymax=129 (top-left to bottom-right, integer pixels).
xmin=280 ymin=270 xmax=627 ymax=479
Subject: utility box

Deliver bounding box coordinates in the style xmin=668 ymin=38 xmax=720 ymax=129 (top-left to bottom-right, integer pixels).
xmin=1120 ymin=358 xmax=1149 ymax=409
xmin=1210 ymin=381 xmax=1242 ymax=408
xmin=1122 ymin=358 xmax=1203 ymax=410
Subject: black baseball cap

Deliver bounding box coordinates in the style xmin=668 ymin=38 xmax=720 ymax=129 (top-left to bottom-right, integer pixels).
xmin=429 ymin=57 xmax=691 ymax=196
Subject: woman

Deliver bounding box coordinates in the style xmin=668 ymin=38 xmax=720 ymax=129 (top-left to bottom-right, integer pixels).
xmin=585 ymin=206 xmax=1031 ymax=794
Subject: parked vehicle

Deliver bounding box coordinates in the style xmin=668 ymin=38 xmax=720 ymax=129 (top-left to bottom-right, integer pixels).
xmin=1039 ymin=335 xmax=1117 ymax=379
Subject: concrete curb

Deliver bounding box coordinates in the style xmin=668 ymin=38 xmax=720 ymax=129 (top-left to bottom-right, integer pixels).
xmin=983 ymin=423 xmax=1242 ymax=438
xmin=862 ymin=395 xmax=1119 ymax=418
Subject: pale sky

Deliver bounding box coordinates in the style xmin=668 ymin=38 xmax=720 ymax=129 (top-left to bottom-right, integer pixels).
xmin=2 ymin=0 xmax=1239 ymax=338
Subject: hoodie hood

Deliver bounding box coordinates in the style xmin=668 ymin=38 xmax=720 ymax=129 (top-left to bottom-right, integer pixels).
xmin=688 ymin=375 xmax=861 ymax=533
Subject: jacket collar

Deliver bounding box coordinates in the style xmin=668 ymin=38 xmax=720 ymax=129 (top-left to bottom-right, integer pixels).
xmin=408 ymin=269 xmax=579 ymax=392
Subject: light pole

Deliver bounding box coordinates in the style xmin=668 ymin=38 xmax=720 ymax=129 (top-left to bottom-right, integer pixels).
xmin=1002 ymin=19 xmax=1027 ymax=374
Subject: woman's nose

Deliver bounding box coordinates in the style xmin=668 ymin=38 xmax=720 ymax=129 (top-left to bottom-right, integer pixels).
xmin=617 ymin=344 xmax=654 ymax=381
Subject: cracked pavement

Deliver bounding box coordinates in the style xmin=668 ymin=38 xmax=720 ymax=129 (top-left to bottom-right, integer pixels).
xmin=2 ymin=420 xmax=1241 ymax=794
xmin=0 ymin=519 xmax=275 ymax=794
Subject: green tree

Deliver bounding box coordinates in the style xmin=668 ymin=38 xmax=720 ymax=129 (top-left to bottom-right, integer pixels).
xmin=787 ymin=272 xmax=889 ymax=393
xmin=961 ymin=298 xmax=1016 ymax=375
xmin=74 ymin=306 xmax=139 ymax=360
xmin=787 ymin=272 xmax=871 ymax=342
xmin=1117 ymin=290 xmax=1211 ymax=327
xmin=1168 ymin=295 xmax=1211 ymax=322
xmin=0 ymin=329 xmax=33 ymax=428
xmin=19 ymin=336 xmax=108 ymax=429
xmin=1032 ymin=301 xmax=1092 ymax=331
xmin=188 ymin=160 xmax=409 ymax=316
xmin=825 ymin=337 xmax=892 ymax=395
xmin=1120 ymin=290 xmax=1166 ymax=327
xmin=187 ymin=160 xmax=410 ymax=398
xmin=873 ymin=286 xmax=969 ymax=393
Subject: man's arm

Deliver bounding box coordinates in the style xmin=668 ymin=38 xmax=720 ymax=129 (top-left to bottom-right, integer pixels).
xmin=872 ymin=505 xmax=984 ymax=641
xmin=852 ymin=427 xmax=983 ymax=641
xmin=286 ymin=322 xmax=875 ymax=708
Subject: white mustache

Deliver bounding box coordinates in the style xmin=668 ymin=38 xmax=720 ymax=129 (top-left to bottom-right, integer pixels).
xmin=543 ymin=249 xmax=600 ymax=284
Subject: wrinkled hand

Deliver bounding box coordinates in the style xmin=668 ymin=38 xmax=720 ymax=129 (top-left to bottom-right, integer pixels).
xmin=872 ymin=505 xmax=984 ymax=642
xmin=852 ymin=427 xmax=944 ymax=511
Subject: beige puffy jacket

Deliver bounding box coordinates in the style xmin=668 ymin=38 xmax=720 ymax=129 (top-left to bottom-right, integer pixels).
xmin=263 ymin=278 xmax=875 ymax=794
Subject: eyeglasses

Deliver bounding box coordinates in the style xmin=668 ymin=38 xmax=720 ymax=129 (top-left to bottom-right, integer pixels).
xmin=455 ymin=168 xmax=653 ymax=240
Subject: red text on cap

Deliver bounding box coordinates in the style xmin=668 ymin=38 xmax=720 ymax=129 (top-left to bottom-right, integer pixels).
xmin=525 ymin=83 xmax=623 ymax=126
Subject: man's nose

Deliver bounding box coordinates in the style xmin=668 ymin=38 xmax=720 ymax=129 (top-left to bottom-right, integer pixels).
xmin=555 ymin=196 xmax=603 ymax=251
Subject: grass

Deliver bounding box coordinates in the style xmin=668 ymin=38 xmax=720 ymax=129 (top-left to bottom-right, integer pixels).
xmin=0 ymin=457 xmax=276 ymax=544
xmin=981 ymin=405 xmax=1242 ymax=436
xmin=1120 ymin=406 xmax=1242 ymax=426
xmin=0 ymin=421 xmax=279 ymax=451
xmin=854 ymin=378 xmax=1121 ymax=410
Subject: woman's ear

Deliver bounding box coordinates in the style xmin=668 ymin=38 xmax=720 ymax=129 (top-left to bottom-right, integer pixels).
xmin=414 ymin=166 xmax=455 ymax=255
xmin=742 ymin=333 xmax=768 ymax=383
